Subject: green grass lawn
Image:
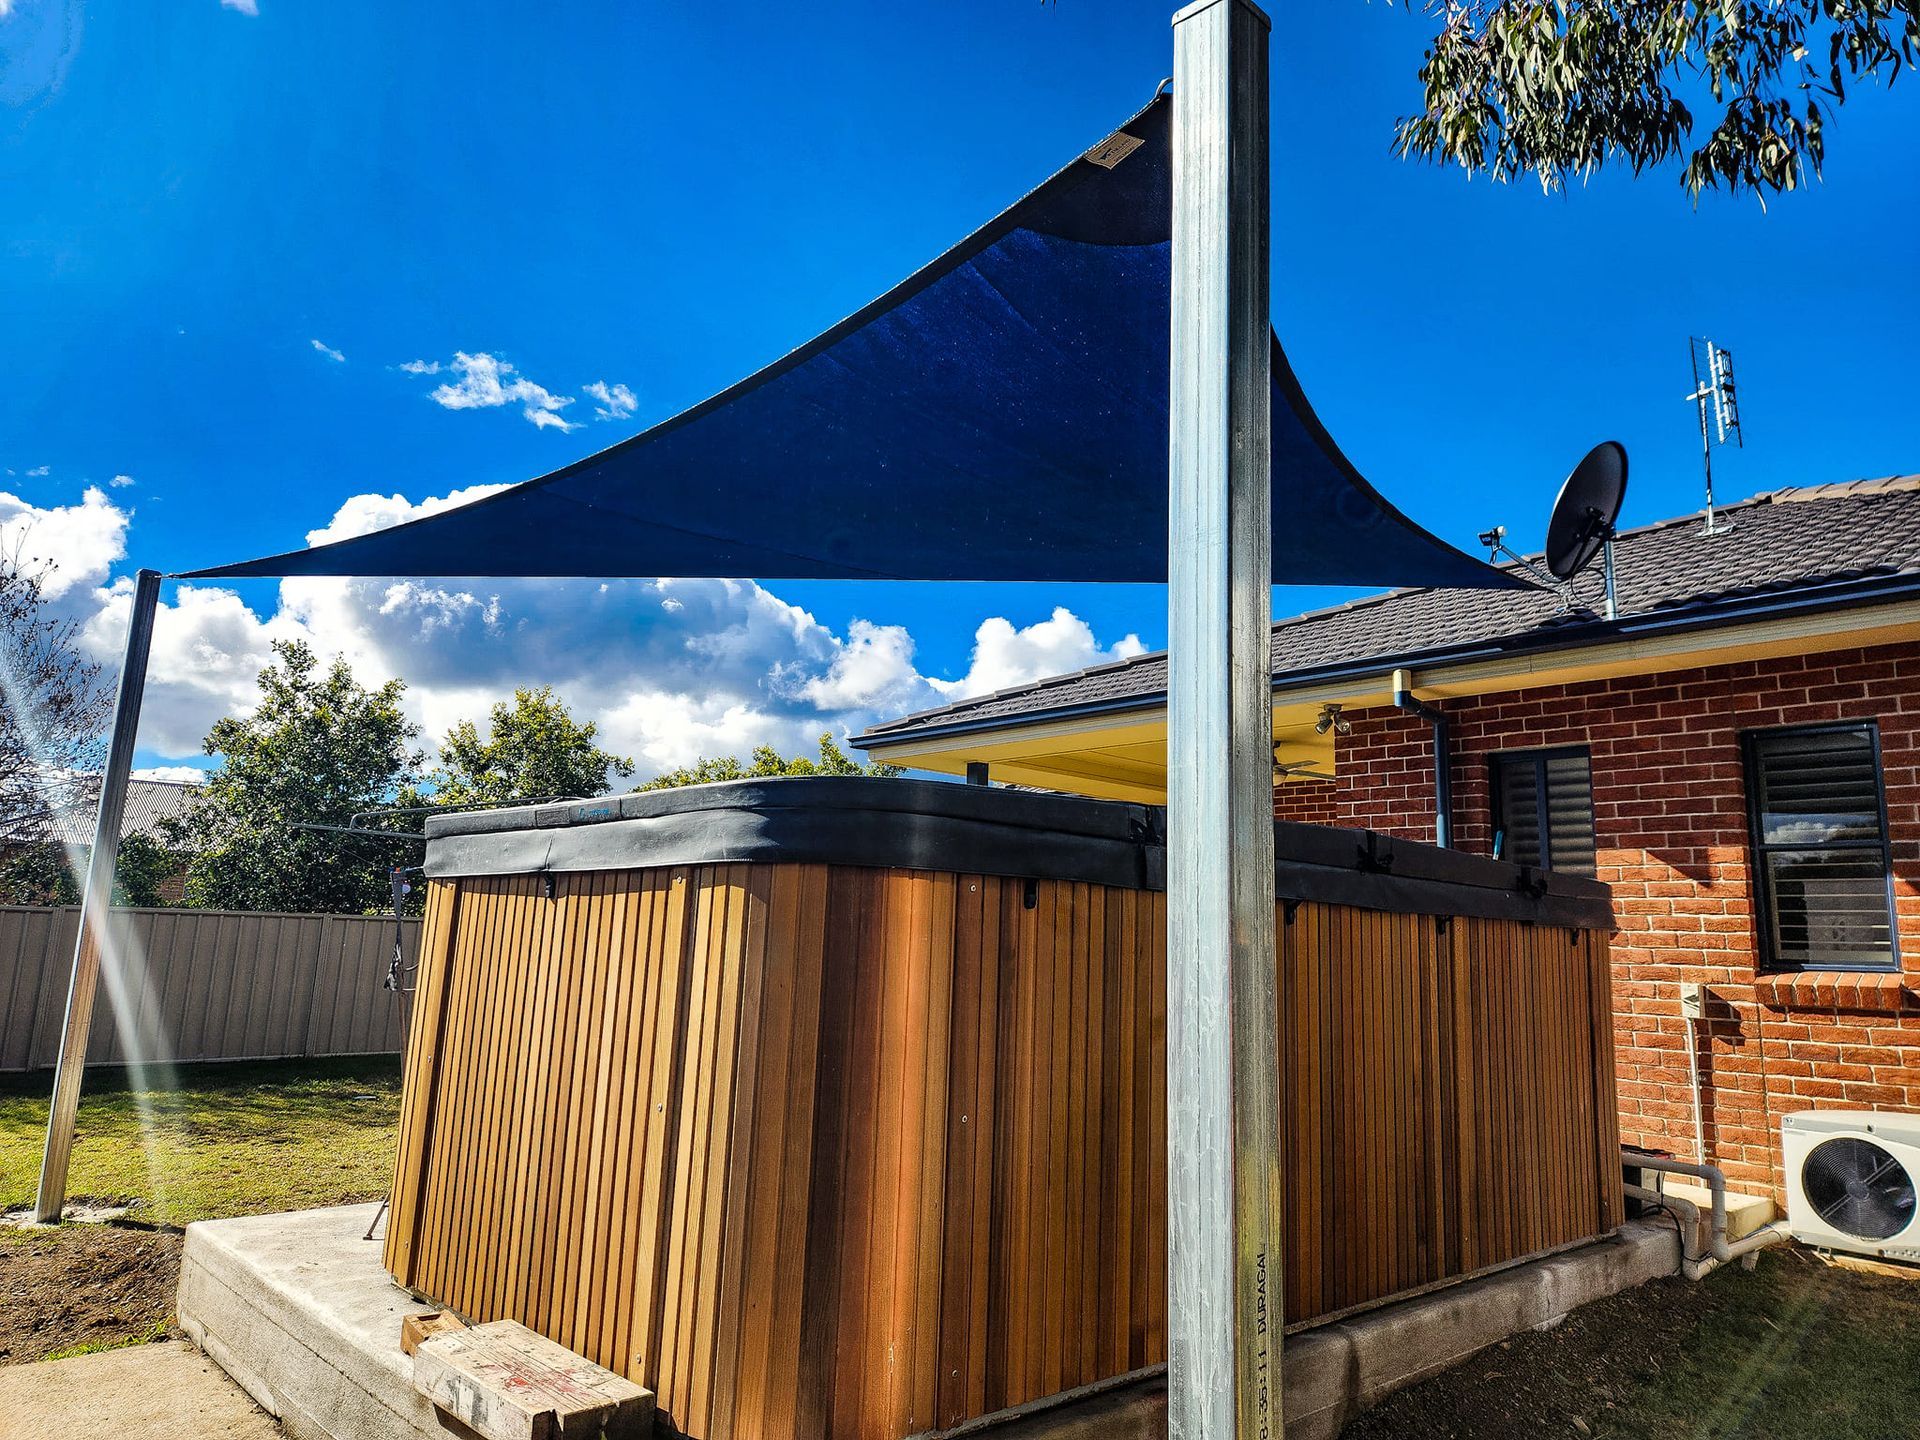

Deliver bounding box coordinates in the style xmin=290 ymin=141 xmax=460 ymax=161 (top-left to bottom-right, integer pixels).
xmin=0 ymin=1055 xmax=401 ymax=1228
xmin=1592 ymin=1253 xmax=1920 ymax=1440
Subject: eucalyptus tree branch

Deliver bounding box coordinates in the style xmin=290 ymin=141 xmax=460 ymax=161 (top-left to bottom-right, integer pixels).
xmin=1393 ymin=1 xmax=1919 ymax=199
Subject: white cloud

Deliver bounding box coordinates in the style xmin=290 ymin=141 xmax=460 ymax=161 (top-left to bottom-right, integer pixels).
xmin=300 ymin=482 xmax=514 ymax=549
xmin=109 ymin=473 xmax=135 ymax=488
xmin=406 ymin=351 xmax=578 ymax=432
xmin=25 ymin=465 xmax=49 ymax=477
xmin=6 ymin=484 xmax=1144 ymax=782
xmin=310 ymin=338 xmax=345 ymax=363
xmin=794 ymin=619 xmax=935 ymax=714
xmin=221 ymin=0 xmax=259 ymax=14
xmin=85 ymin=578 xmax=303 ymax=755
xmin=132 ymin=766 xmax=208 ymax=784
xmin=583 ymin=381 xmax=637 ymax=422
xmin=0 ymin=486 xmax=129 ymax=598
xmin=934 ymin=607 xmax=1146 ymax=699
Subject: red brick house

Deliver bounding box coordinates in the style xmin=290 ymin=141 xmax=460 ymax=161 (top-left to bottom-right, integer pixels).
xmin=856 ymin=476 xmax=1920 ymax=1205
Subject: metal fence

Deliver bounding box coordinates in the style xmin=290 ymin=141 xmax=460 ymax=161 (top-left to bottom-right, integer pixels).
xmin=0 ymin=905 xmax=418 ymax=1072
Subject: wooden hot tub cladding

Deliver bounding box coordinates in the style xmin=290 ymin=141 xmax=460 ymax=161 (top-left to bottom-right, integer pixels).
xmin=384 ymin=780 xmax=1620 ymax=1440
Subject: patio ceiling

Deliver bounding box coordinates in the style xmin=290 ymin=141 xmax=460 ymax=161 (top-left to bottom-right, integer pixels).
xmin=868 ymin=591 xmax=1920 ymax=803
xmin=868 ymin=700 xmax=1344 ymax=805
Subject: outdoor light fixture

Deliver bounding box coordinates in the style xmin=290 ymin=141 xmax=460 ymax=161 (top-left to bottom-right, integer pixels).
xmin=1314 ymin=703 xmax=1351 ymax=736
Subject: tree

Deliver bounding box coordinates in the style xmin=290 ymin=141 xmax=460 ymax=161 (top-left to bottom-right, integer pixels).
xmin=0 ymin=553 xmax=110 ymax=843
xmin=161 ymin=640 xmax=423 ymax=913
xmin=0 ymin=832 xmax=177 ymax=907
xmin=1396 ymin=1 xmax=1917 ymax=198
xmin=636 ymin=733 xmax=901 ymax=791
xmin=427 ymin=686 xmax=633 ymax=806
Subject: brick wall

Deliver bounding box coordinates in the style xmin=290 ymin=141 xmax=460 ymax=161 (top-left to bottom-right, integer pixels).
xmin=1272 ymin=638 xmax=1920 ymax=1200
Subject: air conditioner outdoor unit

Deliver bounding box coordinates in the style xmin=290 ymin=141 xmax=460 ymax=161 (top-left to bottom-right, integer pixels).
xmin=1783 ymin=1110 xmax=1920 ymax=1264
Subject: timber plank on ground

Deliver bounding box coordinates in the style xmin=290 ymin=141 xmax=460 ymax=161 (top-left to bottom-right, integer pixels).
xmin=411 ymin=1320 xmax=653 ymax=1440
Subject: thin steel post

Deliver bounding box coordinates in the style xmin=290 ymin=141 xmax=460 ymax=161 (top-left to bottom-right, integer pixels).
xmin=1168 ymin=4 xmax=1280 ymax=1439
xmin=34 ymin=568 xmax=161 ymax=1223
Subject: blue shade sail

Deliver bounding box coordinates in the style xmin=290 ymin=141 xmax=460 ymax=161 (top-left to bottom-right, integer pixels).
xmin=184 ymin=97 xmax=1523 ymax=590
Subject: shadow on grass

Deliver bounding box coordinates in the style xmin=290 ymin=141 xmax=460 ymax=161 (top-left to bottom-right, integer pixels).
xmin=0 ymin=1055 xmax=403 ymax=1229
xmin=0 ymin=1053 xmax=402 ymax=1101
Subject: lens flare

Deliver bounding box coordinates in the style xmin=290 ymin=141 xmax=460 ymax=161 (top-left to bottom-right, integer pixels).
xmin=0 ymin=601 xmax=179 ymax=1222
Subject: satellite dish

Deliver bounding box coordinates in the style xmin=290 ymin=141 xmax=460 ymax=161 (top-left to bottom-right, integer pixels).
xmin=1544 ymin=441 xmax=1627 ymax=582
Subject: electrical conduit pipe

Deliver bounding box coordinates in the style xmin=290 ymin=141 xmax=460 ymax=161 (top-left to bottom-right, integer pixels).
xmin=1625 ymin=1153 xmax=1793 ymax=1280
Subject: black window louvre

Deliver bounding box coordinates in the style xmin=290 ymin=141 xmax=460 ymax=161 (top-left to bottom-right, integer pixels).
xmin=1743 ymin=722 xmax=1899 ymax=973
xmin=1491 ymin=746 xmax=1596 ymax=878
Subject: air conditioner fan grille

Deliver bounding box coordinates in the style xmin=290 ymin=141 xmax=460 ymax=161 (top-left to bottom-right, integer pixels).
xmin=1802 ymin=1136 xmax=1918 ymax=1242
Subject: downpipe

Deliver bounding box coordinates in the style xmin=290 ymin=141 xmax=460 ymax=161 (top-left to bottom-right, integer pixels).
xmin=1626 ymin=1153 xmax=1793 ymax=1280
xmin=1390 ymin=668 xmax=1451 ymax=849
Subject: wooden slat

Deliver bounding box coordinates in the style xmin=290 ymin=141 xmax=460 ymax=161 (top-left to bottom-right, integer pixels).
xmin=390 ymin=866 xmax=1622 ymax=1440
xmin=383 ymin=879 xmax=461 ymax=1282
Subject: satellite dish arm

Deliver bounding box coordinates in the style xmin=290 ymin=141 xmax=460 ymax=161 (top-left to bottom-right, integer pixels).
xmin=1476 ymin=525 xmax=1572 ymax=600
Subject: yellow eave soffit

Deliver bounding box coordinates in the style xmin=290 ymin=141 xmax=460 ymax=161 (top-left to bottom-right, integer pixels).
xmin=864 ymin=598 xmax=1920 ymax=799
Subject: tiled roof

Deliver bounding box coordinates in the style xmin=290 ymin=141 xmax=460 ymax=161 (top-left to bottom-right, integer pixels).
xmin=860 ymin=475 xmax=1920 ymax=744
xmin=9 ymin=778 xmax=203 ymax=847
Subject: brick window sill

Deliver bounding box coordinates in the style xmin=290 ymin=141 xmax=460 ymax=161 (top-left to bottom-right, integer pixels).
xmin=1756 ymin=972 xmax=1912 ymax=1011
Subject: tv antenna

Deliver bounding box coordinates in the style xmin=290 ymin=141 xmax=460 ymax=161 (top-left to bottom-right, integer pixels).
xmin=1686 ymin=337 xmax=1742 ymax=535
xmin=1480 ymin=441 xmax=1629 ymax=620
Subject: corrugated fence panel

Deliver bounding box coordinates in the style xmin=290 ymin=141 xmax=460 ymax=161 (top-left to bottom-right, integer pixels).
xmin=0 ymin=905 xmax=417 ymax=1070
xmin=389 ymin=864 xmax=1621 ymax=1440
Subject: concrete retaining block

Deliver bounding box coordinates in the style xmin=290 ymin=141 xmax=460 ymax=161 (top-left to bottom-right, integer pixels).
xmin=179 ymin=1206 xmax=1678 ymax=1440
xmin=939 ymin=1220 xmax=1679 ymax=1440
xmin=1281 ymin=1220 xmax=1679 ymax=1439
xmin=176 ymin=1204 xmax=449 ymax=1440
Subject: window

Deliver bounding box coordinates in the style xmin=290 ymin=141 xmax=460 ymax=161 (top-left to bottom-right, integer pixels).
xmin=1743 ymin=723 xmax=1898 ymax=972
xmin=1491 ymin=747 xmax=1597 ymax=876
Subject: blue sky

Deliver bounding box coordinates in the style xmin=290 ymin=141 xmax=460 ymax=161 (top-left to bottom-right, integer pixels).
xmin=4 ymin=0 xmax=1916 ymax=779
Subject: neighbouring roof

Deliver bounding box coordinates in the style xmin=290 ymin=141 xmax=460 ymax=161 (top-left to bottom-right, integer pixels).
xmin=859 ymin=474 xmax=1920 ymax=746
xmin=4 ymin=778 xmax=203 ymax=848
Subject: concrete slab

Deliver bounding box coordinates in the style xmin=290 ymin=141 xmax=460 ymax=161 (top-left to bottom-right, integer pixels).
xmin=176 ymin=1203 xmax=448 ymax=1440
xmin=0 ymin=1201 xmax=132 ymax=1229
xmin=0 ymin=1340 xmax=279 ymax=1440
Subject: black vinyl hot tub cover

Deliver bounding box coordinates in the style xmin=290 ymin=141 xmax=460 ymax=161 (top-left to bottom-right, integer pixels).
xmin=423 ymin=778 xmax=1612 ymax=930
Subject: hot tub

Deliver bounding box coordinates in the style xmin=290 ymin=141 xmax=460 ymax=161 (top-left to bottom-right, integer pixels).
xmin=383 ymin=778 xmax=1620 ymax=1440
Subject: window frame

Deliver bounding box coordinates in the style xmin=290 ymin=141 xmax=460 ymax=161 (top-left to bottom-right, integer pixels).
xmin=1488 ymin=743 xmax=1597 ymax=877
xmin=1741 ymin=720 xmax=1901 ymax=974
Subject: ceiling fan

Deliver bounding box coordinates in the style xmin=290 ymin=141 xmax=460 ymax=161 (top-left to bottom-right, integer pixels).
xmin=1271 ymin=750 xmax=1335 ymax=783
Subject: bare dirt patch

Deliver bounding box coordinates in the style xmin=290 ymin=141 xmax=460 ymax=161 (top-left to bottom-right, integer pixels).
xmin=1343 ymin=1245 xmax=1920 ymax=1439
xmin=0 ymin=1223 xmax=181 ymax=1365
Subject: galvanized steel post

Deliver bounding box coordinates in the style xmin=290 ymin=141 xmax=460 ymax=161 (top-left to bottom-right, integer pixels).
xmin=1167 ymin=3 xmax=1281 ymax=1439
xmin=34 ymin=567 xmax=162 ymax=1223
